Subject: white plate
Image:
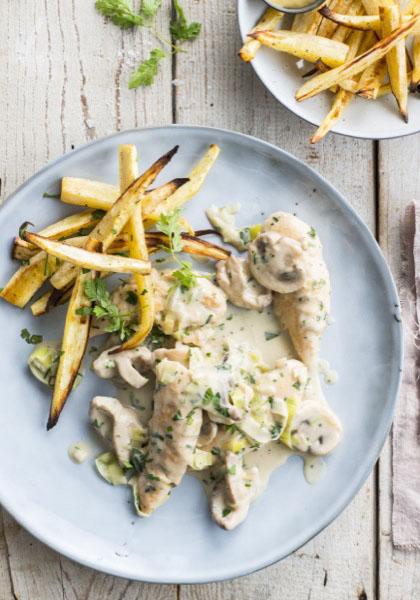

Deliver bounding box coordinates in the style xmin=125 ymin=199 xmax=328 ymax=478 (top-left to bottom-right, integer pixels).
xmin=238 ymin=0 xmax=420 ymax=140
xmin=0 ymin=125 xmax=402 ymax=583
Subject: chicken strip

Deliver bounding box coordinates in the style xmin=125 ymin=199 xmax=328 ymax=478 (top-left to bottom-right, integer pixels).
xmin=250 ymin=212 xmax=330 ymax=369
xmin=135 ymin=359 xmax=202 ymax=516
xmin=211 ymin=452 xmax=260 ymax=530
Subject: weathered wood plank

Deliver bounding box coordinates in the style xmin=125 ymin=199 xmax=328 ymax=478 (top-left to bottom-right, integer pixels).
xmin=175 ymin=2 xmax=376 ymax=598
xmin=378 ymin=134 xmax=420 ymax=600
xmin=0 ymin=1 xmax=176 ymax=598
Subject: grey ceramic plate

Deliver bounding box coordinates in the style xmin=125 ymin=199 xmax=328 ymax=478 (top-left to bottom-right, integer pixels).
xmin=0 ymin=125 xmax=402 ymax=583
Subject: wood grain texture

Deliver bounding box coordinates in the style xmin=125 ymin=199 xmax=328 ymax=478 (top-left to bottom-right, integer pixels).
xmin=378 ymin=134 xmax=420 ymax=600
xmin=176 ymin=2 xmax=376 ymax=598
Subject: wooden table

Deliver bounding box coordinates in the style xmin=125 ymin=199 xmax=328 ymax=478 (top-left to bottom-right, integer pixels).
xmin=0 ymin=2 xmax=419 ymax=598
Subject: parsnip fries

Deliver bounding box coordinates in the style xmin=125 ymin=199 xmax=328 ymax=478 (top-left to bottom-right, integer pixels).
xmin=0 ymin=143 xmax=224 ymax=429
xmin=239 ymin=0 xmax=420 ymax=142
xmin=113 ymin=144 xmax=155 ymax=353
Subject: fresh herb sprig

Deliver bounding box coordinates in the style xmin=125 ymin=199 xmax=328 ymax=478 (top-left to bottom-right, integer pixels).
xmin=156 ymin=209 xmax=198 ymax=291
xmin=170 ymin=0 xmax=201 ymax=42
xmin=129 ymin=48 xmax=166 ymax=89
xmin=76 ymin=279 xmax=134 ymax=341
xmin=95 ymin=0 xmax=201 ymax=89
xmin=95 ymin=0 xmax=144 ymax=28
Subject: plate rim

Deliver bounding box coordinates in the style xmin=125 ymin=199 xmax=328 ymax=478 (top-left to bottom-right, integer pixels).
xmin=0 ymin=124 xmax=403 ymax=583
xmin=236 ymin=0 xmax=420 ymax=141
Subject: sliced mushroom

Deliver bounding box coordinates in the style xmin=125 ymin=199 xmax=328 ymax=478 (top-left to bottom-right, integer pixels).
xmin=211 ymin=452 xmax=260 ymax=530
xmin=197 ymin=416 xmax=218 ymax=449
xmin=90 ymin=396 xmax=146 ymax=464
xmin=286 ymin=401 xmax=342 ymax=456
xmin=248 ymin=232 xmax=307 ymax=294
xmin=92 ymin=345 xmax=154 ymax=389
xmin=215 ymin=255 xmax=272 ymax=310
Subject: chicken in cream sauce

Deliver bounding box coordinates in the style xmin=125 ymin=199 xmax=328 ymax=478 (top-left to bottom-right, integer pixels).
xmin=87 ymin=209 xmax=341 ymax=530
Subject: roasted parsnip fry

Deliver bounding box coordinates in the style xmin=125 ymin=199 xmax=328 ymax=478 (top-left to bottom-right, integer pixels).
xmin=296 ymin=14 xmax=420 ymax=101
xmin=0 ymin=251 xmax=60 ymax=308
xmin=31 ymin=287 xmax=72 ymax=317
xmin=13 ymin=178 xmax=189 ymax=261
xmin=47 ymin=270 xmax=94 ymax=429
xmin=299 ymin=8 xmax=324 ymax=35
xmin=24 ymin=232 xmax=151 ymax=275
xmin=61 ymin=178 xmax=119 ymax=209
xmin=311 ymin=89 xmax=354 ymax=143
xmin=239 ymin=8 xmax=282 ymax=62
xmin=357 ymin=58 xmax=387 ymax=99
xmin=146 ymin=233 xmax=231 ymax=261
xmin=147 ymin=144 xmax=220 ymax=222
xmin=410 ymin=34 xmax=420 ymax=92
xmin=250 ymin=30 xmax=349 ymax=68
xmin=48 ymin=147 xmax=177 ymax=428
xmin=311 ymin=29 xmax=364 ymax=143
xmin=114 ymin=144 xmax=155 ymax=353
xmin=39 ymin=209 xmax=103 ymax=239
xmin=317 ymin=0 xmax=357 ymax=39
xmin=320 ymin=9 xmax=381 ymax=31
xmin=380 ymin=4 xmax=408 ymax=122
xmin=62 ymin=176 xmax=188 ymax=212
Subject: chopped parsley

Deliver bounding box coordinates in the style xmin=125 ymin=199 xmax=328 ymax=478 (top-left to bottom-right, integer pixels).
xmin=129 ymin=48 xmax=166 ymax=89
xmin=202 ymin=388 xmax=229 ymax=418
xmin=20 ymin=328 xmax=43 ymax=345
xmin=76 ymin=278 xmax=134 ymax=341
xmin=42 ymin=192 xmax=61 ymax=199
xmin=171 ymin=0 xmax=201 ymax=42
xmin=264 ymin=331 xmax=280 ymax=341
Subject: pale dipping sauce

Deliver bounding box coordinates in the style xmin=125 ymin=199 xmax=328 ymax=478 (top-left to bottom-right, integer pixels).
xmin=268 ymin=0 xmax=318 ymax=9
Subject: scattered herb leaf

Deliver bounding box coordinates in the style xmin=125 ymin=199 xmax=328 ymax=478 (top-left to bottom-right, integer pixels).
xmin=21 ymin=328 xmax=43 ymax=345
xmin=170 ymin=0 xmax=201 ymax=41
xmin=264 ymin=331 xmax=280 ymax=341
xmin=129 ymin=48 xmax=166 ymax=88
xmin=95 ymin=0 xmax=143 ymax=28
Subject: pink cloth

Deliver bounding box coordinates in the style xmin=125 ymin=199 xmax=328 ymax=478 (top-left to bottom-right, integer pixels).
xmin=392 ymin=201 xmax=420 ymax=549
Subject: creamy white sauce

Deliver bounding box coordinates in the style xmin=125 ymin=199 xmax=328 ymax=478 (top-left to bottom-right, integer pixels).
xmin=68 ymin=441 xmax=91 ymax=464
xmin=204 ymin=305 xmax=294 ymax=368
xmin=318 ymin=358 xmax=338 ymax=385
xmin=303 ymin=456 xmax=326 ymax=484
xmin=103 ymin=303 xmax=334 ymax=497
xmin=244 ymin=442 xmax=292 ymax=496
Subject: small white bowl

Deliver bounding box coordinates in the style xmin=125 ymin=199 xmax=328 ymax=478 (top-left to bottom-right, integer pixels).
xmin=238 ymin=0 xmax=420 ymax=140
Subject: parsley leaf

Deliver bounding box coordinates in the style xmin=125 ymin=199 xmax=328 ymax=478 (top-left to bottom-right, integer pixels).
xmin=156 ymin=208 xmax=183 ymax=253
xmin=21 ymin=328 xmax=43 ymax=345
xmin=95 ymin=0 xmax=143 ymax=28
xmin=76 ymin=279 xmax=134 ymax=341
xmin=264 ymin=331 xmax=280 ymax=341
xmin=172 ymin=261 xmax=197 ymax=291
xmin=170 ymin=0 xmax=201 ymax=42
xmin=140 ymin=0 xmax=162 ymax=20
xmin=129 ymin=48 xmax=166 ymax=89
